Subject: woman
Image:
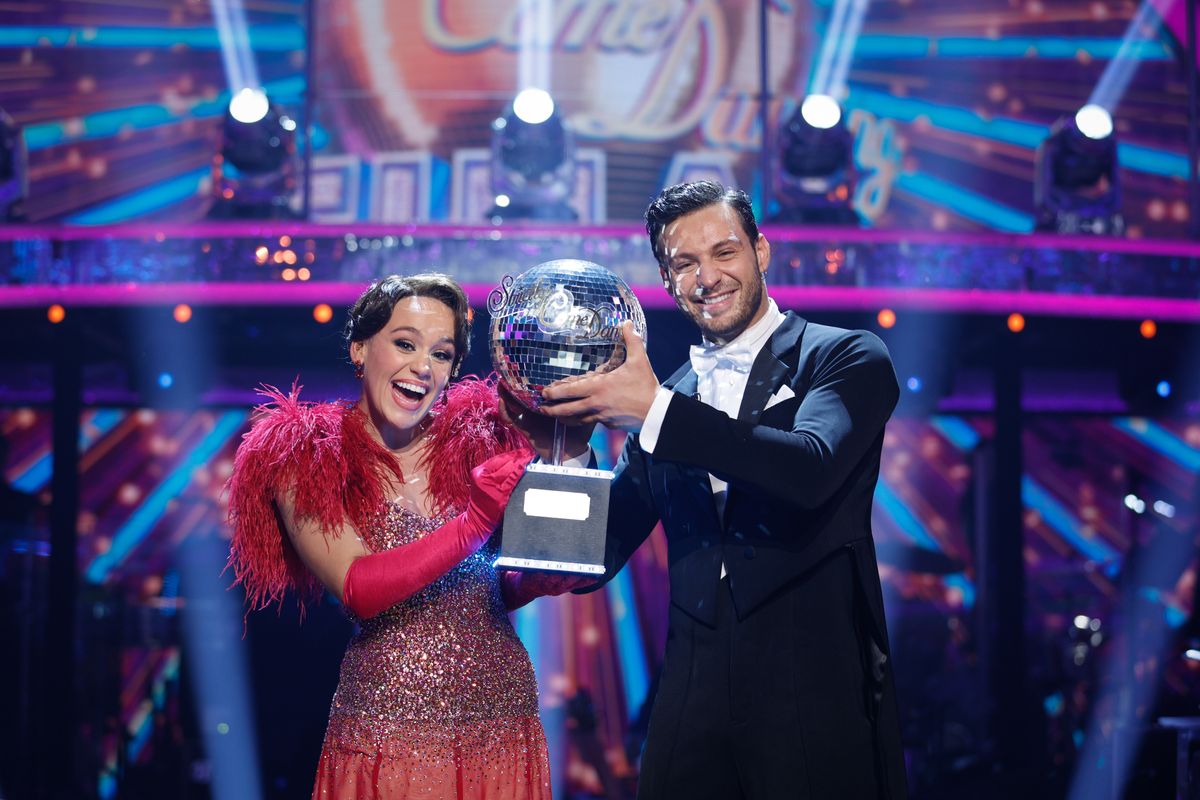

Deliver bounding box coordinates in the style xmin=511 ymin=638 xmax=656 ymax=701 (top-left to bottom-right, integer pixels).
xmin=227 ymin=273 xmax=554 ymax=799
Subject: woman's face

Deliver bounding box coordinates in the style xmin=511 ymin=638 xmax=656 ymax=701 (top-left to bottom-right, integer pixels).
xmin=351 ymin=295 xmax=458 ymax=448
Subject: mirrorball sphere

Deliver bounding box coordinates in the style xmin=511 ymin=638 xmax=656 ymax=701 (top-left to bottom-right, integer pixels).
xmin=489 ymin=259 xmax=646 ymax=409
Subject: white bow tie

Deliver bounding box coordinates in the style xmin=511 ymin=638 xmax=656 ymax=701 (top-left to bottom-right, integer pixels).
xmin=689 ymin=343 xmax=755 ymax=378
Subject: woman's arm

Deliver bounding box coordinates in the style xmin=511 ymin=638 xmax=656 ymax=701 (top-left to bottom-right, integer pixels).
xmin=278 ymin=449 xmax=533 ymax=619
xmin=276 ymin=488 xmax=370 ymax=605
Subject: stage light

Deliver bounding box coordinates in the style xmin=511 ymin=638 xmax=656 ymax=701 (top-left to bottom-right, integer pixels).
xmin=1074 ymin=104 xmax=1113 ymax=140
xmin=1140 ymin=319 xmax=1157 ymax=339
xmin=487 ymin=93 xmax=577 ymax=222
xmin=1007 ymin=313 xmax=1025 ymax=333
xmin=1152 ymin=500 xmax=1176 ymax=519
xmin=1034 ymin=109 xmax=1122 ymax=235
xmin=1185 ymin=649 xmax=1200 ymax=662
xmin=1123 ymin=493 xmax=1146 ymax=514
xmin=157 ymin=372 xmax=174 ymax=389
xmin=512 ymin=88 xmax=554 ymax=125
xmin=769 ymin=96 xmax=858 ymax=225
xmin=0 ymin=107 xmax=27 ymax=221
xmin=1073 ymin=615 xmax=1091 ymax=630
xmin=228 ymin=88 xmax=269 ymax=124
xmin=173 ymin=304 xmax=192 ymax=324
xmin=281 ymin=268 xmax=296 ymax=281
xmin=313 ymin=304 xmax=333 ymax=324
xmin=877 ymin=308 xmax=896 ymax=329
xmin=801 ymin=94 xmax=842 ymax=129
xmin=47 ymin=304 xmax=65 ymax=324
xmin=906 ymin=376 xmax=923 ymax=393
xmin=1156 ymin=380 xmax=1171 ymax=398
xmin=208 ymin=93 xmax=299 ymax=220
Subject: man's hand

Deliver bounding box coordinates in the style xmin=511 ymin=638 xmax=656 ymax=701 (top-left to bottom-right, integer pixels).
xmin=498 ymin=380 xmax=595 ymax=463
xmin=540 ymin=321 xmax=658 ymax=432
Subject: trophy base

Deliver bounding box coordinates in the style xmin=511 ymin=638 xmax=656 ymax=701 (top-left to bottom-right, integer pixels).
xmin=493 ymin=557 xmax=605 ymax=575
xmin=493 ymin=463 xmax=612 ymax=576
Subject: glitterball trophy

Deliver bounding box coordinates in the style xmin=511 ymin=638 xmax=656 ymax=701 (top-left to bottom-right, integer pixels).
xmin=489 ymin=259 xmax=646 ymax=575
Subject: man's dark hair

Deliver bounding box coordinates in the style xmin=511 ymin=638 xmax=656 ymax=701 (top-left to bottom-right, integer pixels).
xmin=344 ymin=273 xmax=471 ymax=374
xmin=644 ymin=180 xmax=760 ymax=269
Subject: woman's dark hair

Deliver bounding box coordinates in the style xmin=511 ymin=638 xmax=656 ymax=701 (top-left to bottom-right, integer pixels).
xmin=344 ymin=273 xmax=472 ymax=373
xmin=644 ymin=180 xmax=760 ymax=269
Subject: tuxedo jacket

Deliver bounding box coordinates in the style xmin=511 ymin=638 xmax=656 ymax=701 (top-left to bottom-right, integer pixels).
xmin=599 ymin=311 xmax=907 ymax=797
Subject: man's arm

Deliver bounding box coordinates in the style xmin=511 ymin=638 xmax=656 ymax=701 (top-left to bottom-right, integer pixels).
xmin=543 ymin=325 xmax=898 ymax=510
xmin=654 ymin=330 xmax=898 ymax=508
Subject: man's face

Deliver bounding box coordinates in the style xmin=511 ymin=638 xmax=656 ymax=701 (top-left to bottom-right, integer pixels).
xmin=657 ymin=202 xmax=771 ymax=344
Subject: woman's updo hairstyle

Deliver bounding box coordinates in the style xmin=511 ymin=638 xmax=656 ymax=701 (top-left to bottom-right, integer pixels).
xmin=344 ymin=273 xmax=472 ymax=375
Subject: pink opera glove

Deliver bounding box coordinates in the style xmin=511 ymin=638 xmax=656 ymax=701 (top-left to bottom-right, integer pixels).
xmin=342 ymin=449 xmax=533 ymax=619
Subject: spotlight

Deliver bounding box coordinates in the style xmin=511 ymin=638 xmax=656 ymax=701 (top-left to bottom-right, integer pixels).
xmin=1034 ymin=107 xmax=1123 ymax=235
xmin=512 ymin=88 xmax=555 ymax=125
xmin=769 ymin=95 xmax=858 ymax=225
xmin=1152 ymin=500 xmax=1176 ymax=519
xmin=906 ymin=376 xmax=923 ymax=393
xmin=208 ymin=92 xmax=300 ymax=220
xmin=1074 ymin=104 xmax=1113 ymax=140
xmin=1123 ymin=493 xmax=1146 ymax=514
xmin=0 ymin=107 xmax=27 ymax=221
xmin=47 ymin=304 xmax=65 ymax=324
xmin=228 ymin=88 xmax=269 ymax=124
xmin=157 ymin=372 xmax=174 ymax=389
xmin=1156 ymin=380 xmax=1171 ymax=398
xmin=801 ymin=94 xmax=842 ymax=129
xmin=487 ymin=92 xmax=577 ymax=222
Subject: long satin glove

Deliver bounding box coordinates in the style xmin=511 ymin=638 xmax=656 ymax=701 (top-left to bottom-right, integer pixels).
xmin=342 ymin=449 xmax=532 ymax=619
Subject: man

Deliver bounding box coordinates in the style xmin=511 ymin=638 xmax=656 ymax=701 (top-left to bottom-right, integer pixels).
xmin=539 ymin=180 xmax=907 ymax=799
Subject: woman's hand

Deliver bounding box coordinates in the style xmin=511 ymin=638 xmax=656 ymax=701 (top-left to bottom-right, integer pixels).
xmin=501 ymin=570 xmax=599 ymax=611
xmin=498 ymin=380 xmax=596 ymax=463
xmin=465 ymin=448 xmax=535 ymax=530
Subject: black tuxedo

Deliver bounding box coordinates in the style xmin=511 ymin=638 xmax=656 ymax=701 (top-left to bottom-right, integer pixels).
xmin=596 ymin=312 xmax=907 ymax=799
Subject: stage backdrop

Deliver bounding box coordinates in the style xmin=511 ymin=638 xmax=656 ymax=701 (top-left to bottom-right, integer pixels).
xmin=0 ymin=0 xmax=1192 ymax=235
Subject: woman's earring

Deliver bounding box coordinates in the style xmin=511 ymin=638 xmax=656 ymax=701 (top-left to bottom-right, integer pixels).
xmin=354 ymin=362 xmax=364 ymax=380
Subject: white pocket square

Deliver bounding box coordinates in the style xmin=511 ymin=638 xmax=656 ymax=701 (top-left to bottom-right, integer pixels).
xmin=764 ymin=385 xmax=796 ymax=409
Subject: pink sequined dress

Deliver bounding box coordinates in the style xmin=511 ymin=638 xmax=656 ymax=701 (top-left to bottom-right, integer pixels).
xmin=313 ymin=503 xmax=551 ymax=799
xmin=226 ymin=381 xmax=551 ymax=800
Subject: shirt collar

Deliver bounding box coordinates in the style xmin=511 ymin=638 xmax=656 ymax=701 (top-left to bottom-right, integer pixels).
xmin=702 ymin=297 xmax=784 ymax=356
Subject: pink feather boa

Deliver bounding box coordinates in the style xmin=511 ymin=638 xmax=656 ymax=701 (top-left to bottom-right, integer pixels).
xmin=226 ymin=376 xmax=529 ymax=615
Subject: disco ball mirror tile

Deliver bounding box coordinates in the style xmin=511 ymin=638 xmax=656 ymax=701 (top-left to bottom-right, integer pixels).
xmin=489 ymin=259 xmax=647 ymax=409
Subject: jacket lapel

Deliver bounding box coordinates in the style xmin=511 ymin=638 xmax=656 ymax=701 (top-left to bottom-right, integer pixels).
xmin=659 ymin=364 xmax=721 ymax=516
xmin=736 ymin=312 xmax=807 ymax=422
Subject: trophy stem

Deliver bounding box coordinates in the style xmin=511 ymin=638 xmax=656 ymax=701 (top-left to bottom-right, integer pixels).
xmin=550 ymin=419 xmax=566 ymax=466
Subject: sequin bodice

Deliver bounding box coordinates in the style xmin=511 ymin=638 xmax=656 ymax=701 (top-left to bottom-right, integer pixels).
xmin=328 ymin=503 xmax=539 ymax=737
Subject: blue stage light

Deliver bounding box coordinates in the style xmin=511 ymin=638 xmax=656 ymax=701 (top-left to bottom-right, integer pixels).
xmin=1155 ymin=380 xmax=1171 ymax=398
xmin=906 ymin=376 xmax=923 ymax=393
xmin=157 ymin=372 xmax=174 ymax=389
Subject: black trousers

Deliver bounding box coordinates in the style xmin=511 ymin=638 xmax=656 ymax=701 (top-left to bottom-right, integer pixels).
xmin=637 ymin=549 xmax=881 ymax=800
